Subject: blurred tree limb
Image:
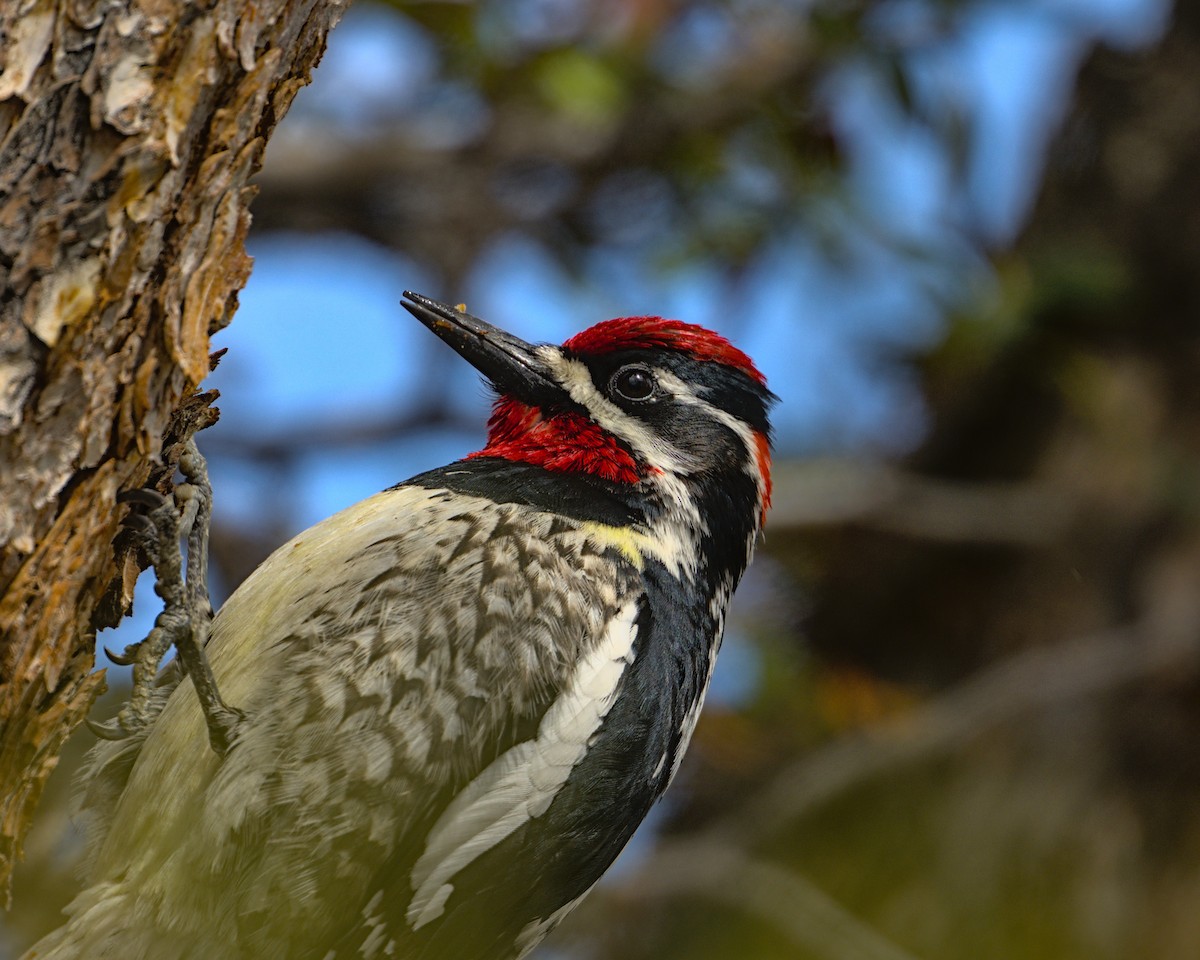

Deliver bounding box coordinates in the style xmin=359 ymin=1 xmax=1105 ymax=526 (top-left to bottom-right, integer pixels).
xmin=581 ymin=590 xmax=1199 ymax=957
xmin=769 ymin=461 xmax=1075 ymax=547
xmin=0 ymin=0 xmax=346 ymax=903
xmin=716 ymin=614 xmax=1198 ymax=851
xmin=617 ymin=840 xmax=924 ymax=960
xmin=252 ymin=0 xmax=841 ymax=275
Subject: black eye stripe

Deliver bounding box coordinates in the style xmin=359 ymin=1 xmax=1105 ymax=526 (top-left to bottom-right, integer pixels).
xmin=573 ymin=347 xmax=775 ymax=435
xmin=610 ymin=365 xmax=656 ymax=402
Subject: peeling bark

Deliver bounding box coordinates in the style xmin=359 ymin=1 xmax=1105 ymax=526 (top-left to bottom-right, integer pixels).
xmin=0 ymin=0 xmax=346 ymax=902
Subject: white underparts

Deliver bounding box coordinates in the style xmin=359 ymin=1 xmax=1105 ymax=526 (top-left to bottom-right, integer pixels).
xmin=406 ymin=600 xmax=641 ymax=930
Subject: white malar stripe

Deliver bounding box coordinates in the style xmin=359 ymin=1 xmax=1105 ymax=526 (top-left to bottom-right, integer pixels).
xmin=535 ymin=349 xmax=705 ymax=579
xmin=654 ymin=368 xmax=767 ymax=497
xmin=536 ymin=349 xmax=702 ymax=477
xmin=406 ymin=600 xmax=641 ymax=930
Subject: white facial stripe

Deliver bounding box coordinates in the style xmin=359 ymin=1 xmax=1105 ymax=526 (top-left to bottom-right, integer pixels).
xmin=537 ymin=348 xmax=700 ymax=475
xmin=653 ymin=368 xmax=769 ymax=503
xmin=406 ymin=600 xmax=641 ymax=930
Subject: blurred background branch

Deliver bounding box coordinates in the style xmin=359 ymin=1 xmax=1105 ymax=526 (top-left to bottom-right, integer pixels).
xmin=717 ymin=613 xmax=1200 ymax=854
xmin=608 ymin=841 xmax=926 ymax=960
xmin=574 ymin=600 xmax=1199 ymax=959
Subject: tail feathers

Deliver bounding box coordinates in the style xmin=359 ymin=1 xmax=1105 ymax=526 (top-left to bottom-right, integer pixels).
xmin=21 ymin=882 xmax=133 ymax=960
xmin=18 ymin=882 xmax=194 ymax=960
xmin=75 ymin=663 xmax=185 ymax=865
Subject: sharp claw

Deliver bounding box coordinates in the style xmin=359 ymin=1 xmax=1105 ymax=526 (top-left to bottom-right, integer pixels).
xmin=87 ymin=716 xmax=137 ymax=741
xmin=118 ymin=489 xmax=170 ymax=510
xmin=104 ymin=644 xmax=137 ymax=666
xmin=121 ymin=513 xmax=158 ymax=536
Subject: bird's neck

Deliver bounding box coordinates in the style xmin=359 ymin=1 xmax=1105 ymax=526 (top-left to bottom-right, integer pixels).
xmin=466 ymin=396 xmax=767 ymax=590
xmin=639 ymin=467 xmax=765 ymax=590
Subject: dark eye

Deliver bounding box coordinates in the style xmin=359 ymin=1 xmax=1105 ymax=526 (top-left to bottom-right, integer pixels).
xmin=610 ymin=365 xmax=657 ymax=402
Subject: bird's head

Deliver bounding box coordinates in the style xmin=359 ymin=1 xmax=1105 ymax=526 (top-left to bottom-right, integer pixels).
xmin=402 ymin=292 xmax=777 ymax=539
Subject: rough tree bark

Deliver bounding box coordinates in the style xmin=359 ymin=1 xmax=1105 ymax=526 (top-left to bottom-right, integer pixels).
xmin=0 ymin=0 xmax=346 ymax=902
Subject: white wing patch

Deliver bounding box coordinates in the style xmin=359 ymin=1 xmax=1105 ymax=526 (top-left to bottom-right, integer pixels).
xmin=406 ymin=600 xmax=641 ymax=930
xmin=513 ymin=884 xmax=596 ymax=957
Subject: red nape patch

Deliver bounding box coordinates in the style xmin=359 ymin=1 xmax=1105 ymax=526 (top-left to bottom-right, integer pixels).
xmin=563 ymin=317 xmax=767 ymax=386
xmin=469 ymin=397 xmax=643 ymax=485
xmin=753 ymin=430 xmax=773 ymax=517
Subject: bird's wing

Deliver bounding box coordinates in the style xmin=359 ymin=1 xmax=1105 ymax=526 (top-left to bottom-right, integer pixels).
xmin=74 ymin=483 xmax=638 ymax=959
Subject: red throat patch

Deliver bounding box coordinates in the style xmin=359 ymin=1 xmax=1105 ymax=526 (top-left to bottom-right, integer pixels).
xmin=470 ymin=397 xmax=643 ymax=485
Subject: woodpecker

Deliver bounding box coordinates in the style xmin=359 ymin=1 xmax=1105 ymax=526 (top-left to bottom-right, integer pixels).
xmin=27 ymin=293 xmax=776 ymax=960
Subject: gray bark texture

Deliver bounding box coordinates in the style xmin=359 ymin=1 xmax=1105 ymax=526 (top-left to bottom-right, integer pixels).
xmin=0 ymin=0 xmax=346 ymax=903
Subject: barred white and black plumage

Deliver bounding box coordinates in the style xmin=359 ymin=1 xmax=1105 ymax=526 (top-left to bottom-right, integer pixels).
xmin=26 ymin=294 xmax=775 ymax=960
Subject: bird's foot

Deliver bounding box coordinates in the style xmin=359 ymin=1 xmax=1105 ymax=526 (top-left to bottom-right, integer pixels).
xmin=94 ymin=440 xmax=243 ymax=756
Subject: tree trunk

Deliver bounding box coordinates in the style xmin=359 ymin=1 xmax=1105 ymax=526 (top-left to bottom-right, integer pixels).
xmin=0 ymin=0 xmax=346 ymax=903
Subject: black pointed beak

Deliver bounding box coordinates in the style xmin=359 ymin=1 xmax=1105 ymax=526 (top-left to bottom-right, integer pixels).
xmin=401 ymin=292 xmax=560 ymax=405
